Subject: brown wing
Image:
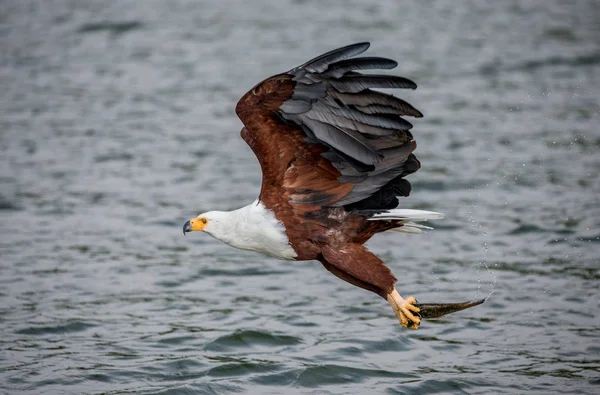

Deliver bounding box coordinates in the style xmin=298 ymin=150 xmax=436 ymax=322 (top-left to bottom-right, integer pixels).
xmin=235 ymin=42 xmax=422 ymax=212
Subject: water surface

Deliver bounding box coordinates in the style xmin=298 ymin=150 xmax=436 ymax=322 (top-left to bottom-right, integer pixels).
xmin=1 ymin=1 xmax=599 ymax=394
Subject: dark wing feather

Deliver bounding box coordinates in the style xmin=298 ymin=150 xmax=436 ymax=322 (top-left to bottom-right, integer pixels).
xmin=321 ymin=57 xmax=398 ymax=78
xmin=236 ymin=42 xmax=422 ymax=212
xmin=330 ymin=90 xmax=423 ymax=117
xmin=295 ymin=42 xmax=371 ymax=73
xmin=329 ymin=74 xmax=417 ymax=93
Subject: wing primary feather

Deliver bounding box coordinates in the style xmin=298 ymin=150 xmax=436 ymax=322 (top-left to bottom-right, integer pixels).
xmin=312 ymin=100 xmax=414 ymax=130
xmin=322 ymin=57 xmax=398 ymax=78
xmin=321 ymin=151 xmax=376 ymax=173
xmin=330 ymin=90 xmax=423 ymax=117
xmin=367 ymin=133 xmax=412 ymax=150
xmin=289 ymin=117 xmax=382 ymax=165
xmin=330 ymin=75 xmax=417 ymax=93
xmin=302 ymin=109 xmax=397 ymax=136
xmin=295 ymin=42 xmax=371 ymax=73
xmin=354 ymin=103 xmax=423 ymax=118
xmin=335 ymin=167 xmax=405 ymax=205
xmin=380 ymin=141 xmax=417 ymax=161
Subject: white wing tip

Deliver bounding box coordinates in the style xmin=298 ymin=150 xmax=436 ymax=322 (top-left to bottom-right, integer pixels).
xmin=368 ymin=209 xmax=444 ymax=222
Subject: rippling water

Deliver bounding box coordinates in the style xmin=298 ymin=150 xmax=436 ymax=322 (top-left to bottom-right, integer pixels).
xmin=1 ymin=1 xmax=599 ymax=394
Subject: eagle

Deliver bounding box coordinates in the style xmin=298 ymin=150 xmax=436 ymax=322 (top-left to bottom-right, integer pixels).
xmin=183 ymin=43 xmax=484 ymax=329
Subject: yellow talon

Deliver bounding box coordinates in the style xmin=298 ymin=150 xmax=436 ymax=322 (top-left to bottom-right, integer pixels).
xmin=387 ymin=289 xmax=421 ymax=329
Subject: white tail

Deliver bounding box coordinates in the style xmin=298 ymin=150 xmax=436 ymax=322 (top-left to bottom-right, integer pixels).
xmin=368 ymin=209 xmax=444 ymax=234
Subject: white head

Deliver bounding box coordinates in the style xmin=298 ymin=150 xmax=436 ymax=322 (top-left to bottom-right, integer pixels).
xmin=182 ymin=202 xmax=298 ymax=260
xmin=183 ymin=211 xmax=234 ymax=240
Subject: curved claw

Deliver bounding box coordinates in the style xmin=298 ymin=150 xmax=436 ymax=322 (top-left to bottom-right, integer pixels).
xmin=402 ymin=296 xmax=421 ymax=329
xmin=387 ymin=292 xmax=422 ymax=329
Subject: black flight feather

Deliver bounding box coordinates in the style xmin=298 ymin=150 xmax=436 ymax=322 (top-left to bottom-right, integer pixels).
xmin=296 ymin=42 xmax=371 ymax=73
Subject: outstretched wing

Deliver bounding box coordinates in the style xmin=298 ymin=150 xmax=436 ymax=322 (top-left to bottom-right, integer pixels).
xmin=235 ymin=42 xmax=422 ymax=211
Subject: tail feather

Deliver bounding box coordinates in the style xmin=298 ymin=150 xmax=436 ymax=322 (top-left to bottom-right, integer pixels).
xmin=368 ymin=209 xmax=444 ymax=221
xmin=368 ymin=209 xmax=444 ymax=234
xmin=390 ymin=226 xmax=424 ymax=234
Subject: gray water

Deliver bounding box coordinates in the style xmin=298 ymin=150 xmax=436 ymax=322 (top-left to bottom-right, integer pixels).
xmin=1 ymin=1 xmax=599 ymax=394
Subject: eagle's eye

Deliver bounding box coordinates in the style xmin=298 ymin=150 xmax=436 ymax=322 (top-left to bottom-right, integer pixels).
xmin=201 ymin=218 xmax=207 ymax=224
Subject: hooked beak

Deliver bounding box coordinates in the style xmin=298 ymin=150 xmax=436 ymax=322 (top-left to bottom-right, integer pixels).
xmin=183 ymin=218 xmax=206 ymax=235
xmin=183 ymin=220 xmax=192 ymax=235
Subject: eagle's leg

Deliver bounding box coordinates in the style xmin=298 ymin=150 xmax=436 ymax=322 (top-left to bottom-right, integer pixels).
xmin=320 ymin=244 xmax=422 ymax=330
xmin=387 ymin=288 xmax=421 ymax=330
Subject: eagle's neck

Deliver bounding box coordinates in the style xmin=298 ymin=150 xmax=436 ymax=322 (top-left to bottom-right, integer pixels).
xmin=205 ymin=201 xmax=297 ymax=260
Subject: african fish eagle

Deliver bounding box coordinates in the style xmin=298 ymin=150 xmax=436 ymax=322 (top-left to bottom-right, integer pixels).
xmin=183 ymin=43 xmax=483 ymax=329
